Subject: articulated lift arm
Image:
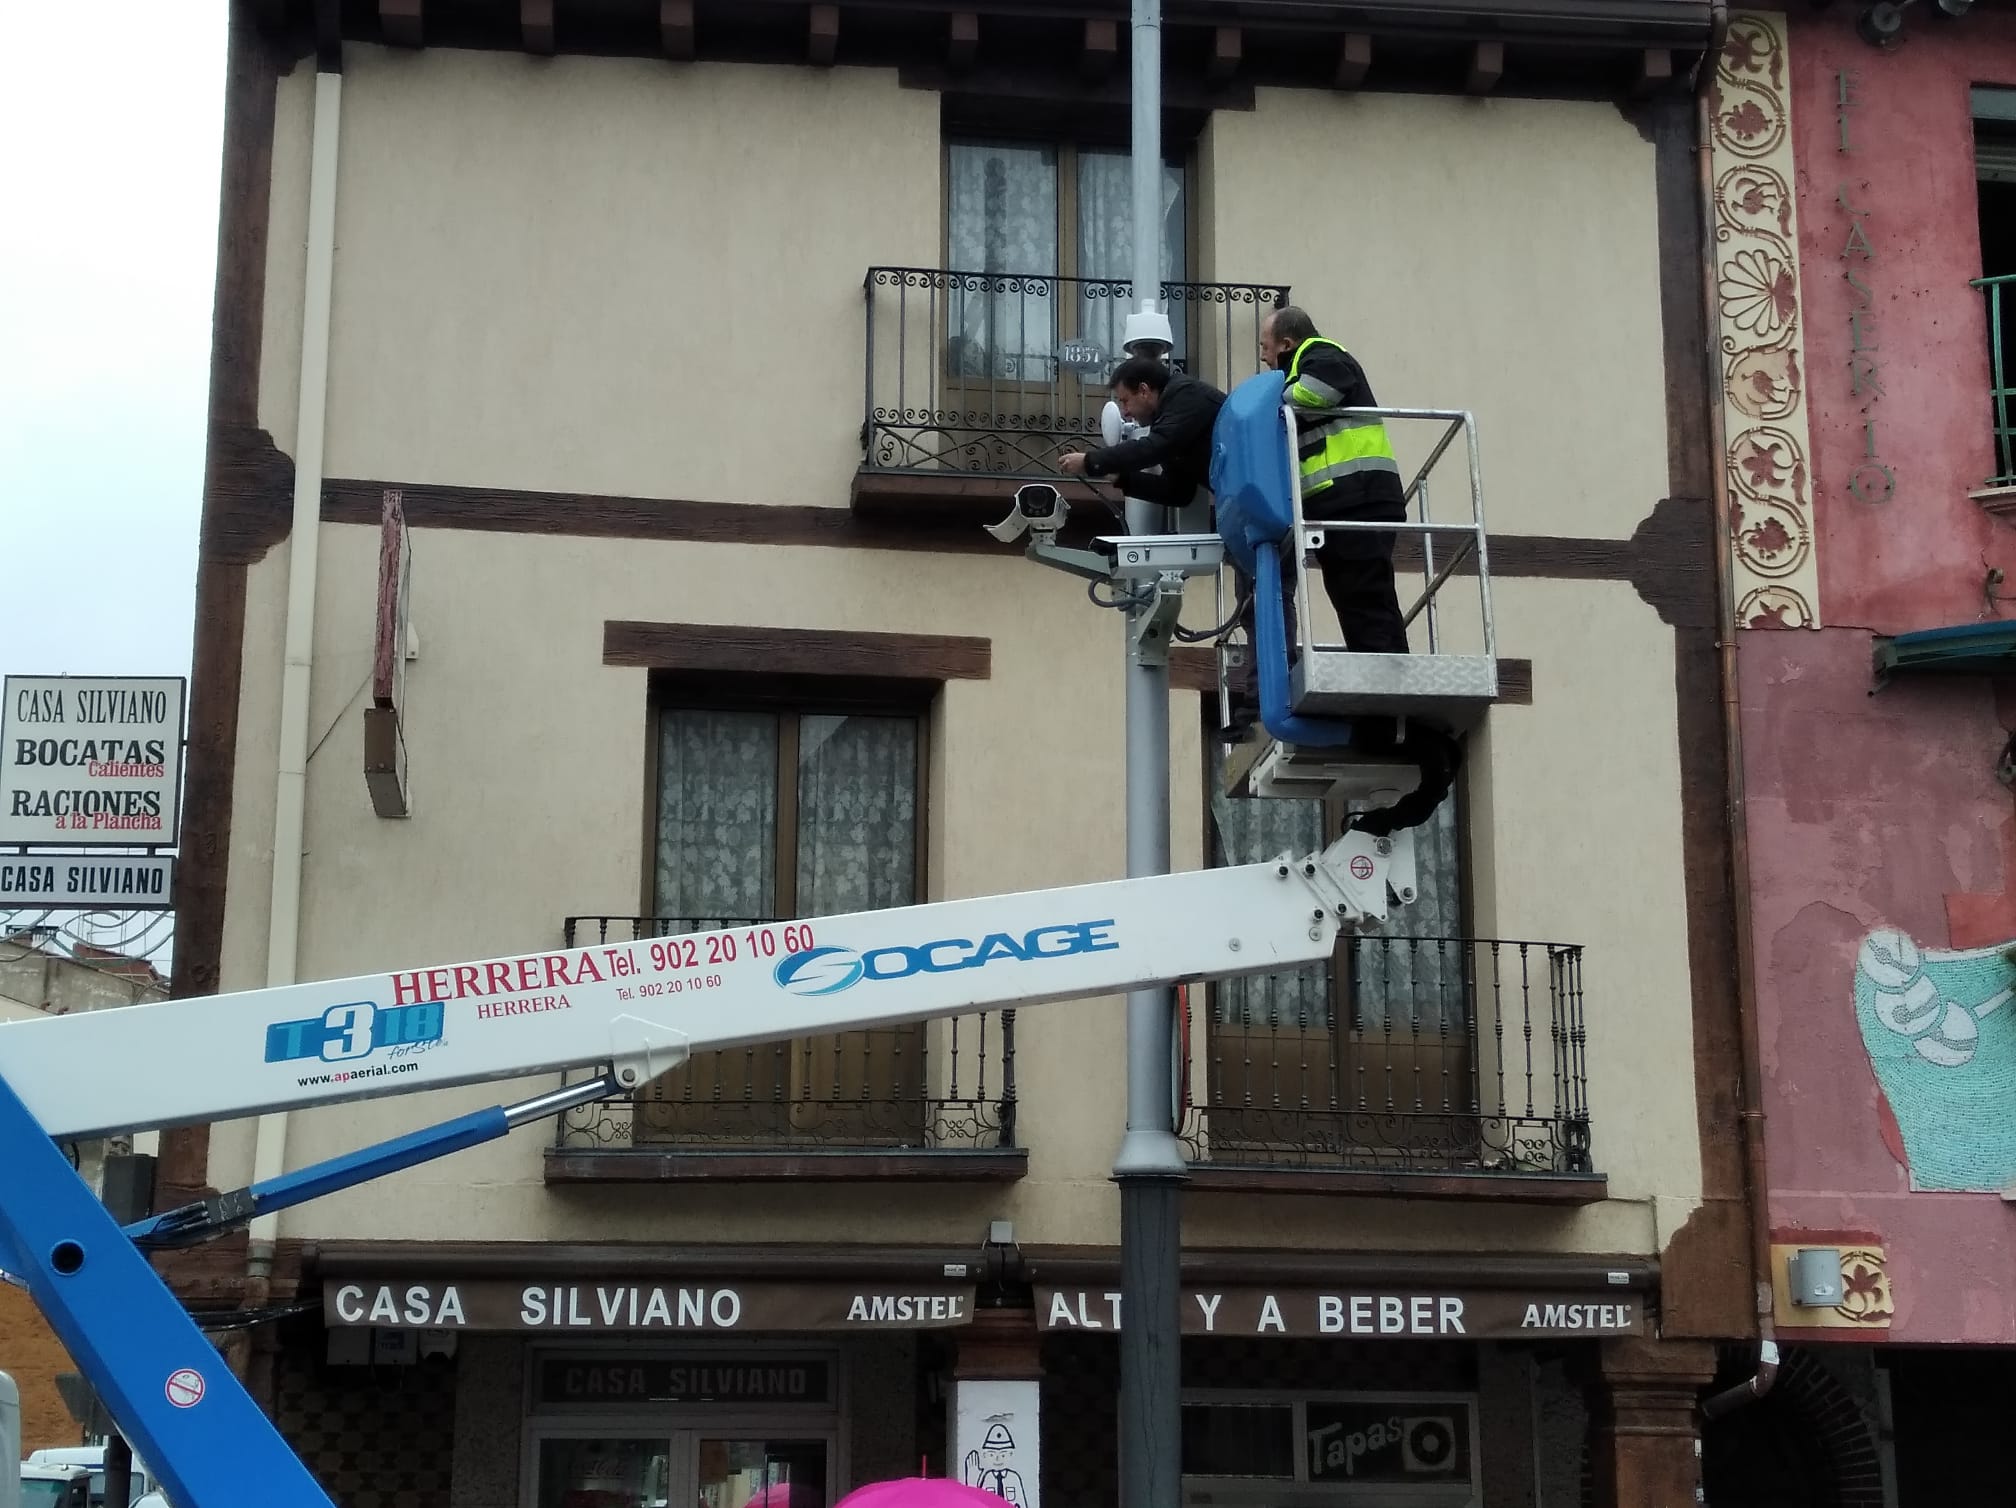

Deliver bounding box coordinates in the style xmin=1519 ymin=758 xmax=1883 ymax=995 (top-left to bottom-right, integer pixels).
xmin=0 ymin=825 xmax=1413 ymax=1508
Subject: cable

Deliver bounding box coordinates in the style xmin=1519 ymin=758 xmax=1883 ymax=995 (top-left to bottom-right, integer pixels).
xmin=1088 ymin=579 xmax=1152 ymax=612
xmin=1079 ymin=476 xmax=1129 ymax=529
xmin=194 ymin=1300 xmax=322 ymax=1333
xmin=1173 ymin=585 xmax=1252 ymax=644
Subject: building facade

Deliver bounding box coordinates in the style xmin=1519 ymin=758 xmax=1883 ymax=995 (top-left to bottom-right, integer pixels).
xmin=1698 ymin=4 xmax=2016 ymax=1503
xmin=161 ymin=2 xmax=1754 ymax=1505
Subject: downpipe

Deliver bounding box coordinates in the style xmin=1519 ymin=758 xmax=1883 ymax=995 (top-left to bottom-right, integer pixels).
xmin=1690 ymin=0 xmax=1781 ymax=1422
xmin=245 ymin=65 xmax=344 ymax=1308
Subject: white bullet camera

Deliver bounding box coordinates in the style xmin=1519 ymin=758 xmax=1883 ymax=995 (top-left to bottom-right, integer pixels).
xmin=986 ymin=482 xmax=1069 ymax=544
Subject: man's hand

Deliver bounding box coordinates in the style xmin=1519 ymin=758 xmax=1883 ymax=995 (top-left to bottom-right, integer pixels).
xmin=1057 ymin=451 xmax=1089 ymax=475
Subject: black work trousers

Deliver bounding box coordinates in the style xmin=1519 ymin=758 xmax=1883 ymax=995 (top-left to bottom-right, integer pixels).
xmin=1305 ymin=490 xmax=1410 ymax=655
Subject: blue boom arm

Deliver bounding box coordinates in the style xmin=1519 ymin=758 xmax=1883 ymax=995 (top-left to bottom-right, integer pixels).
xmin=1211 ymin=368 xmax=1362 ymax=749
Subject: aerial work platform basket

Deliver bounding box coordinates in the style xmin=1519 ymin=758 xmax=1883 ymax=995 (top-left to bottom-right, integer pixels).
xmin=1209 ymin=368 xmax=1498 ymax=807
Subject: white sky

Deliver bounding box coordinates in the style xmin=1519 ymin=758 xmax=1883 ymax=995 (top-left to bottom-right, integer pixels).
xmin=0 ymin=4 xmax=228 ymax=684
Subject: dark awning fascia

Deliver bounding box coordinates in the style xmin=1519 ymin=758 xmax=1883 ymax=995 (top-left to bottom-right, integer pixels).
xmin=1873 ymin=618 xmax=2016 ymax=686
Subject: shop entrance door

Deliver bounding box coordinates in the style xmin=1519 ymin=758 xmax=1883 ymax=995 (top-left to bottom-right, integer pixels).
xmin=534 ymin=1431 xmax=835 ymax=1508
xmin=694 ymin=1433 xmax=833 ymax=1508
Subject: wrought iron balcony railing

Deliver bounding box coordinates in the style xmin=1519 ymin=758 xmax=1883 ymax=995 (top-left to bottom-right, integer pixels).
xmin=861 ymin=266 xmax=1291 ymax=478
xmin=552 ymin=916 xmax=1016 ymax=1153
xmin=1975 ymin=272 xmax=2016 ymax=487
xmin=1180 ymin=936 xmax=1591 ymax=1177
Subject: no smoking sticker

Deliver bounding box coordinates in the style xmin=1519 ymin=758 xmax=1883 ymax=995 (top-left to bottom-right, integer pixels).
xmin=164 ymin=1369 xmax=205 ymax=1408
xmin=1348 ymin=856 xmax=1376 ymax=880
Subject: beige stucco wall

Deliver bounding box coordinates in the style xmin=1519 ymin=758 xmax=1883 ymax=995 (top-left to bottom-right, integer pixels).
xmin=1203 ymin=90 xmax=1667 ymax=543
xmin=259 ymin=47 xmax=940 ymax=498
xmin=208 ymin=524 xmax=1693 ymax=1258
xmin=213 ymin=54 xmax=1699 ymax=1256
xmin=0 ymin=992 xmax=43 ymax=1023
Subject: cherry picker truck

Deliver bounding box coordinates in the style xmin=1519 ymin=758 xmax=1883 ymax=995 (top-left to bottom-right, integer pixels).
xmin=0 ymin=371 xmax=1493 ymax=1508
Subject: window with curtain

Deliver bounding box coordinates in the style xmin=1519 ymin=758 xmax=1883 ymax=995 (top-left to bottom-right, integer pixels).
xmin=1204 ymin=765 xmax=1467 ymax=1031
xmin=653 ymin=708 xmax=919 ymax=921
xmin=646 ymin=703 xmax=924 ymax=1143
xmin=944 ymin=139 xmax=1187 ymax=383
xmin=1202 ymin=733 xmax=1469 ymax=1153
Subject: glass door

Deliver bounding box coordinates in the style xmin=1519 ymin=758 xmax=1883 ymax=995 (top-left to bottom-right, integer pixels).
xmin=536 ymin=1437 xmax=673 ymax=1508
xmin=529 ymin=1425 xmax=833 ymax=1508
xmin=695 ymin=1436 xmax=832 ymax=1508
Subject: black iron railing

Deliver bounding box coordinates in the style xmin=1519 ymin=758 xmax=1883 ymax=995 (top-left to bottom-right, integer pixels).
xmin=553 ymin=916 xmax=1016 ymax=1153
xmin=1180 ymin=937 xmax=1591 ymax=1176
xmin=1975 ymin=272 xmax=2016 ymax=487
xmin=862 ymin=267 xmax=1290 ymax=477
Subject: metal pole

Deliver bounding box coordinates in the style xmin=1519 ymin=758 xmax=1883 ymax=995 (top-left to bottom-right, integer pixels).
xmin=1130 ymin=0 xmax=1162 ymax=329
xmin=1116 ymin=6 xmax=1185 ymax=1508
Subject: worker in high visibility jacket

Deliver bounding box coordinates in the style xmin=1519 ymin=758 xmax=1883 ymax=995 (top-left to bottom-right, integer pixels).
xmin=1260 ymin=305 xmax=1410 ymax=655
xmin=1223 ymin=307 xmax=1458 ymax=837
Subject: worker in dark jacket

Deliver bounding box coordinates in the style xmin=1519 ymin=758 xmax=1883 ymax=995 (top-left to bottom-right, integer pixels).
xmin=1058 ymin=357 xmax=1226 ymax=509
xmin=1262 ymin=305 xmax=1410 ymax=654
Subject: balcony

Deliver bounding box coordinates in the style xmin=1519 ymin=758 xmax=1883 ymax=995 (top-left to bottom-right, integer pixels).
xmin=1180 ymin=936 xmax=1603 ymax=1203
xmin=1976 ymin=273 xmax=2016 ymax=501
xmin=545 ymin=916 xmax=1023 ymax=1183
xmin=854 ymin=266 xmax=1289 ymax=523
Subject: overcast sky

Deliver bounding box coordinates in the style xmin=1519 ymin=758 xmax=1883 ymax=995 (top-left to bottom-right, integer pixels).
xmin=1 ymin=4 xmax=227 ymax=685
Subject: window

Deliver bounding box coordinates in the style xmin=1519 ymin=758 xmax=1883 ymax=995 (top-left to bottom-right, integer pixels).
xmin=643 ymin=699 xmax=926 ymax=1145
xmin=653 ymin=707 xmax=921 ymax=921
xmin=1181 ymin=1392 xmax=1479 ymax=1504
xmin=1974 ymin=91 xmax=2016 ymax=485
xmin=1199 ymin=733 xmax=1470 ymax=1163
xmin=944 ymin=139 xmax=1188 ymax=383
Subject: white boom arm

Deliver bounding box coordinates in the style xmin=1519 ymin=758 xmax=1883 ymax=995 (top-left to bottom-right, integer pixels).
xmin=1 ymin=827 xmax=1411 ymax=1143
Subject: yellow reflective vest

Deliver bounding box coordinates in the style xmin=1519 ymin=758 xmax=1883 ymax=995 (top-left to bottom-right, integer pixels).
xmin=1283 ymin=336 xmax=1400 ymax=502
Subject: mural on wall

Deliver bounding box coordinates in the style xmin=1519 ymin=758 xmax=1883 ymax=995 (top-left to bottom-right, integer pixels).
xmin=953 ymin=1379 xmax=1038 ymax=1508
xmin=1711 ymin=11 xmax=1823 ymax=628
xmin=1856 ymin=928 xmax=2016 ymax=1190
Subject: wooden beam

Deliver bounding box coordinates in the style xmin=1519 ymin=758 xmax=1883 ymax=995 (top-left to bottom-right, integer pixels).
xmin=379 ymin=0 xmax=422 ymax=47
xmin=604 ymin=622 xmax=992 ymax=681
xmin=1083 ymin=18 xmax=1118 ymax=80
xmin=949 ymin=11 xmax=978 ymax=71
xmin=1209 ymin=26 xmax=1241 ymax=83
xmin=809 ymin=3 xmax=838 ymax=65
xmin=522 ymin=0 xmax=555 ymax=54
xmin=1634 ymin=47 xmax=1674 ymax=97
xmin=1466 ymin=39 xmax=1505 ymax=94
xmin=1334 ymin=32 xmax=1371 ymax=89
xmin=313 ymin=0 xmax=343 ymax=71
xmin=660 ymin=0 xmax=694 ymax=58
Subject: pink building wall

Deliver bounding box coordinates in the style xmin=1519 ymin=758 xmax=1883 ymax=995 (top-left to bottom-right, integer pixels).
xmin=1740 ymin=8 xmax=2016 ymax=1344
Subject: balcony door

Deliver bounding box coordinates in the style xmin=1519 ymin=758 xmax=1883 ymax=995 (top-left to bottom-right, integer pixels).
xmin=931 ymin=140 xmax=1188 ymax=472
xmin=641 ymin=697 xmax=927 ymax=1147
xmin=1199 ymin=744 xmax=1476 ymax=1169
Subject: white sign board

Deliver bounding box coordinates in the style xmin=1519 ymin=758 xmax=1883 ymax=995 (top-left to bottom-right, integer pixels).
xmin=0 ymin=854 xmax=175 ymax=910
xmin=953 ymin=1377 xmax=1039 ymax=1508
xmin=0 ymin=677 xmax=184 ymax=847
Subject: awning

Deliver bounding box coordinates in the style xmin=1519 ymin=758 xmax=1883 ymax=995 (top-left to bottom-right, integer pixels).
xmin=1873 ymin=619 xmax=2016 ymax=685
xmin=323 ymin=1277 xmax=977 ymax=1333
xmin=1035 ymin=1285 xmax=1644 ymax=1341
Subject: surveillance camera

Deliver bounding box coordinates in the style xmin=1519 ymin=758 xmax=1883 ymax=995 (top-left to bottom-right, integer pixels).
xmin=1016 ymin=482 xmax=1062 ymax=521
xmin=984 ymin=482 xmax=1068 ymax=544
xmin=1935 ymin=0 xmax=1972 ymax=16
xmin=1857 ymin=1 xmax=1904 ymax=44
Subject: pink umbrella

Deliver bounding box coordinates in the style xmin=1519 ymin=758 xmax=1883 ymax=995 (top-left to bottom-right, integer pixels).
xmin=834 ymin=1481 xmax=1015 ymax=1508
